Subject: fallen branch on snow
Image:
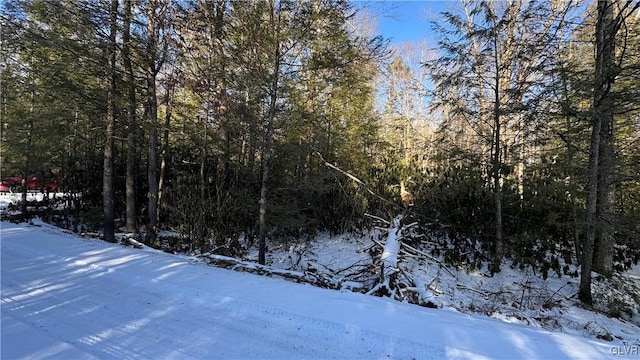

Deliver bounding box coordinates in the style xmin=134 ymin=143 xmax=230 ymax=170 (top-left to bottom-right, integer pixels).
xmin=367 ymin=215 xmax=407 ymax=299
xmin=200 ymin=253 xmax=345 ymax=290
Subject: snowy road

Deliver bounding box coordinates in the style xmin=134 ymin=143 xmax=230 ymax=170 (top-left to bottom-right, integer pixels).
xmin=1 ymin=221 xmax=621 ymax=359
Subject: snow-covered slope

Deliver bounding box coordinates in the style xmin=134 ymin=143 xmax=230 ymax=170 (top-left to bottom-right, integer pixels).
xmin=1 ymin=221 xmax=630 ymax=359
xmin=256 ymin=228 xmax=640 ymax=347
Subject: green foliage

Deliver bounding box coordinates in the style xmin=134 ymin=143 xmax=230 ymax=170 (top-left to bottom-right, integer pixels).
xmin=5 ymin=0 xmax=637 ymax=279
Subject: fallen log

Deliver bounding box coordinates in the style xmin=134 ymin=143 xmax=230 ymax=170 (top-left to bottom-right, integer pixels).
xmin=200 ymin=253 xmax=341 ymax=289
xmin=123 ymin=236 xmax=144 ymax=249
xmin=366 ymin=215 xmax=404 ymax=298
xmin=365 ymin=214 xmax=456 ymax=307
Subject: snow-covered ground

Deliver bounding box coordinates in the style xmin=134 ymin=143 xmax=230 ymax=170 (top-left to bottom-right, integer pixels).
xmin=248 ymin=226 xmax=640 ymax=347
xmin=0 ymin=192 xmax=68 ymax=218
xmin=2 ymin=220 xmax=637 ymax=359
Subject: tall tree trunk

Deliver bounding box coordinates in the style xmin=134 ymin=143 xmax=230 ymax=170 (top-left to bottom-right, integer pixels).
xmin=123 ymin=0 xmax=137 ymax=233
xmin=491 ymin=101 xmax=504 ymax=273
xmin=580 ymin=0 xmax=616 ymax=305
xmin=559 ymin=35 xmax=582 ymax=263
xmin=580 ymin=115 xmax=602 ymax=305
xmin=103 ymin=0 xmax=118 ymax=243
xmin=157 ymin=85 xmax=172 ymax=216
xmin=258 ymin=0 xmax=281 ymax=265
xmin=20 ymin=171 xmax=27 ymax=218
xmin=147 ymin=101 xmax=159 ymax=244
xmin=258 ymin=76 xmax=278 ymax=266
xmin=22 ymin=91 xmax=34 ymax=219
xmin=145 ymin=0 xmax=159 ymax=245
xmin=491 ymin=26 xmax=504 ymax=273
xmin=200 ymin=108 xmax=208 ymax=201
xmin=593 ymin=104 xmax=615 ymax=276
xmin=257 ymin=115 xmax=273 ymax=265
xmin=213 ymin=0 xmax=229 ymax=217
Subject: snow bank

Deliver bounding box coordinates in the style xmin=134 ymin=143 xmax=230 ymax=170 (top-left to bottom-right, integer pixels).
xmin=0 ymin=221 xmax=625 ymax=359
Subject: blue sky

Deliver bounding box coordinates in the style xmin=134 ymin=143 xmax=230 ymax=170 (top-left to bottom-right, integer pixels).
xmin=367 ymin=1 xmax=457 ymax=44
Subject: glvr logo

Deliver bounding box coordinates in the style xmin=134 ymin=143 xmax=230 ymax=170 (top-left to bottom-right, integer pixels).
xmin=611 ymin=345 xmax=639 ymax=356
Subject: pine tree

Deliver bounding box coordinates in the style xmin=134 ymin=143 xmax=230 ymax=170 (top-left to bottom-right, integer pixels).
xmin=102 ymin=0 xmax=118 ymax=243
xmin=143 ymin=0 xmax=173 ymax=245
xmin=580 ymin=0 xmax=640 ymax=304
xmin=2 ymin=0 xmax=112 ymax=222
xmin=427 ymin=0 xmax=576 ymax=272
xmin=123 ymin=0 xmax=139 ymax=234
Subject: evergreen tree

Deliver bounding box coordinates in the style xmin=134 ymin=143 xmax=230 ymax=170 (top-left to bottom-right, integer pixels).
xmin=580 ymin=0 xmax=640 ymax=304
xmin=2 ymin=0 xmax=112 ymax=221
xmin=103 ymin=0 xmax=118 ymax=243
xmin=427 ymin=0 xmax=577 ymax=272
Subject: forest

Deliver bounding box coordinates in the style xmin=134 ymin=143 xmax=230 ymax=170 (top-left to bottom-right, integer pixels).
xmin=1 ymin=0 xmax=639 ymax=306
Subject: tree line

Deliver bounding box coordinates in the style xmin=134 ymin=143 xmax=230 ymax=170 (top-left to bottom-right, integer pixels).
xmin=1 ymin=0 xmax=638 ymax=305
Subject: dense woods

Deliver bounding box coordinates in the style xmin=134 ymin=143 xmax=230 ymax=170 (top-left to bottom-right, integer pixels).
xmin=1 ymin=0 xmax=639 ymax=304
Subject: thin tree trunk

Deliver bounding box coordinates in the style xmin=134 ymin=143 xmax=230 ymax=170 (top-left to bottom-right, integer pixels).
xmin=123 ymin=0 xmax=137 ymax=233
xmin=22 ymin=91 xmax=34 ymax=219
xmin=145 ymin=1 xmax=159 ymax=245
xmin=492 ymin=106 xmax=504 ymax=272
xmin=147 ymin=105 xmax=159 ymax=244
xmin=559 ymin=37 xmax=582 ymax=263
xmin=258 ymin=84 xmax=277 ymax=266
xmin=257 ymin=136 xmax=272 ymax=265
xmin=126 ymin=136 xmax=137 ymax=233
xmin=491 ymin=30 xmax=504 ymax=273
xmin=258 ymin=0 xmax=281 ymax=265
xmin=103 ymin=0 xmax=118 ymax=243
xmin=157 ymin=85 xmax=172 ymax=216
xmin=568 ymin=127 xmax=581 ymax=264
xmin=20 ymin=171 xmax=27 ymax=218
xmin=213 ymin=0 xmax=229 ymax=216
xmin=200 ymin=108 xmax=208 ymax=201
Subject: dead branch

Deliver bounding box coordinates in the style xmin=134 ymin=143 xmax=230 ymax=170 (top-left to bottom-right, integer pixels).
xmin=400 ymin=242 xmax=456 ymax=277
xmin=315 ymin=152 xmax=402 ymax=210
xmin=333 ymin=256 xmax=373 ymax=275
xmin=200 ymin=253 xmax=340 ymax=289
xmin=364 ymin=213 xmax=390 ymax=225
